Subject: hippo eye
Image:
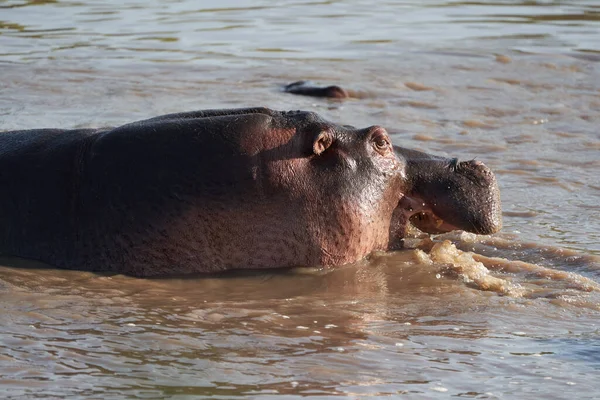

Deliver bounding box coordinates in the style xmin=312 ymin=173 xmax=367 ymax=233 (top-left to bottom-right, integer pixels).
xmin=371 ymin=131 xmax=391 ymax=155
xmin=375 ymin=138 xmax=388 ymax=148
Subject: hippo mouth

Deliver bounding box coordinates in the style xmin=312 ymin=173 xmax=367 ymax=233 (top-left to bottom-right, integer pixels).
xmin=392 ymin=194 xmax=468 ymax=239
xmin=389 ymin=148 xmax=502 ymax=247
xmin=410 ymin=209 xmax=465 ymax=234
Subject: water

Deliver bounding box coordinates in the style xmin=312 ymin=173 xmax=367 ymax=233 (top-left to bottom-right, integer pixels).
xmin=1 ymin=0 xmax=600 ymax=398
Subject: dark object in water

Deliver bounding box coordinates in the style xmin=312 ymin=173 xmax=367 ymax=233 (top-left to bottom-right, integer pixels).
xmin=283 ymin=80 xmax=349 ymax=99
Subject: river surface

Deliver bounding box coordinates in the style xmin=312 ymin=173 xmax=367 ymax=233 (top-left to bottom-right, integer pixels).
xmin=1 ymin=0 xmax=599 ymax=399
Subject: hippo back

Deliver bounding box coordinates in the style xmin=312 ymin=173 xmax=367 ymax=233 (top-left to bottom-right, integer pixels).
xmin=0 ymin=128 xmax=99 ymax=265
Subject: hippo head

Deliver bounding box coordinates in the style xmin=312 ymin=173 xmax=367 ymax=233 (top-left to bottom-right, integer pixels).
xmin=283 ymin=80 xmax=349 ymax=99
xmin=267 ymin=111 xmax=501 ymax=259
xmin=388 ymin=146 xmax=502 ymax=248
xmin=270 ymin=111 xmax=501 ymax=261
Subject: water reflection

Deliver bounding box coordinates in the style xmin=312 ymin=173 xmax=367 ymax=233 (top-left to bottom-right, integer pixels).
xmin=1 ymin=238 xmax=599 ymax=397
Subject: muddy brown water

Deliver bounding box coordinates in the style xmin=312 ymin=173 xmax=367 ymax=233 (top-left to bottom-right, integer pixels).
xmin=1 ymin=0 xmax=600 ymax=399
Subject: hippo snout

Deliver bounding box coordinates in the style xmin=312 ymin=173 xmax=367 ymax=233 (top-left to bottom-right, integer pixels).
xmin=436 ymin=159 xmax=503 ymax=235
xmin=394 ymin=146 xmax=502 ymax=236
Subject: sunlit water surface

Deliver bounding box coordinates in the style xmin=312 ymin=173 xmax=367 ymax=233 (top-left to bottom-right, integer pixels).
xmin=1 ymin=0 xmax=599 ymax=398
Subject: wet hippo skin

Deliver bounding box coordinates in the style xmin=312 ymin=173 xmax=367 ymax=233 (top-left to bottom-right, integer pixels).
xmin=0 ymin=108 xmax=501 ymax=276
xmin=283 ymin=81 xmax=350 ymax=98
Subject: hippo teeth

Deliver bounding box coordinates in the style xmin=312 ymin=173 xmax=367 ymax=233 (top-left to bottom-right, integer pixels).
xmin=408 ymin=211 xmax=460 ymax=235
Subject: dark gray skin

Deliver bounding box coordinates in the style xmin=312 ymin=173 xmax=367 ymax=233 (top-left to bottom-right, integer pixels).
xmin=284 ymin=81 xmax=350 ymax=99
xmin=0 ymin=108 xmax=501 ymax=277
xmin=388 ymin=147 xmax=502 ymax=249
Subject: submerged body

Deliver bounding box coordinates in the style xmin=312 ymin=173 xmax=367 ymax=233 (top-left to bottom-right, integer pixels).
xmin=0 ymin=108 xmax=501 ymax=276
xmin=283 ymin=81 xmax=350 ymax=99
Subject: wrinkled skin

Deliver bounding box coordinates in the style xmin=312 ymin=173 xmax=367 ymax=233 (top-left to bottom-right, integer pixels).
xmin=0 ymin=108 xmax=501 ymax=277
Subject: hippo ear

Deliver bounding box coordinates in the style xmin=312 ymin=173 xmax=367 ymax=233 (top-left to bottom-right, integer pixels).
xmin=313 ymin=131 xmax=334 ymax=155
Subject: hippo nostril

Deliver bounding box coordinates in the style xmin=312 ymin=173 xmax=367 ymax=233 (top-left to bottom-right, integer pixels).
xmin=463 ymin=159 xmax=488 ymax=170
xmin=458 ymin=159 xmax=491 ymax=175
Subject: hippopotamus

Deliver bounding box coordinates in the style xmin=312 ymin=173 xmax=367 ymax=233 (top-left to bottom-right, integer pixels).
xmin=0 ymin=107 xmax=501 ymax=277
xmin=284 ymin=81 xmax=350 ymax=99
